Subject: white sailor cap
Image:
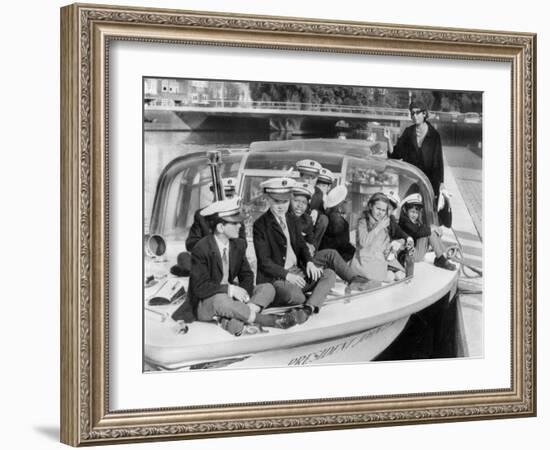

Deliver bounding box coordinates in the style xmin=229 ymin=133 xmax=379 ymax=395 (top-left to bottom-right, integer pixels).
xmin=200 ymin=197 xmax=245 ymax=222
xmin=291 ymin=182 xmax=315 ymax=199
xmin=402 ymin=193 xmax=424 ymax=208
xmin=296 ymin=159 xmax=322 ymax=175
xmin=317 ymin=168 xmax=334 ymax=185
xmin=325 ymin=185 xmax=348 ymax=209
xmin=209 ymin=177 xmax=237 ymax=193
xmin=260 ymin=177 xmax=296 ymax=201
xmin=386 ymin=190 xmax=401 ymax=208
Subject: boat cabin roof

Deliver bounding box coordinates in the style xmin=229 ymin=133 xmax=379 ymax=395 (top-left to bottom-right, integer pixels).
xmin=249 ymin=138 xmax=383 ymax=159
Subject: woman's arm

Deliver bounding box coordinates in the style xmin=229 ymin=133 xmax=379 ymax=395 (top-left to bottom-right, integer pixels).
xmin=433 ymin=131 xmax=444 ymax=185
xmin=388 ymin=127 xmax=410 ymax=160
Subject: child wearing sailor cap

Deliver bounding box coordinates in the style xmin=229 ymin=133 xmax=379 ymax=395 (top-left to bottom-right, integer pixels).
xmin=399 ymin=193 xmax=456 ymax=271
xmin=185 ymin=177 xmax=246 ymax=252
xmin=385 ymin=191 xmax=415 ymax=252
xmin=289 ymin=181 xmax=316 ymax=253
xmin=295 ymin=159 xmax=329 ymax=250
xmin=253 ymin=177 xmax=336 ymax=324
xmin=178 ymin=198 xmax=296 ymax=336
xmin=316 ymin=168 xmax=334 ymax=205
xmin=290 ymin=183 xmax=373 ymax=293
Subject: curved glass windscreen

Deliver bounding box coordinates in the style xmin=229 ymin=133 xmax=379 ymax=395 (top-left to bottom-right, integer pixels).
xmin=239 ymin=156 xmax=434 ymax=240
xmin=245 ymin=151 xmax=343 ymax=173
xmin=149 ymin=153 xmax=243 ymax=239
xmin=150 ymin=151 xmax=435 ymax=246
xmin=344 ymin=157 xmax=436 ymax=230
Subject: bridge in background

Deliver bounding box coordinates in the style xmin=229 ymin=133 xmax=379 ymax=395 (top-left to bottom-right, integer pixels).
xmin=144 ymin=99 xmax=421 ymax=123
xmin=144 ymin=98 xmax=481 ymax=139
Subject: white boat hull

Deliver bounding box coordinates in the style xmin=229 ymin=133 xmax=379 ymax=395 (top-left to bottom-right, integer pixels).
xmin=157 ymin=317 xmax=409 ymax=371
xmin=144 ymin=258 xmax=458 ymax=372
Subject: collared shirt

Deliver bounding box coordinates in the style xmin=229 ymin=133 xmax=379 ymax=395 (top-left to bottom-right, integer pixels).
xmin=214 ymin=235 xmax=230 ymax=285
xmin=275 ymin=214 xmax=298 ymax=269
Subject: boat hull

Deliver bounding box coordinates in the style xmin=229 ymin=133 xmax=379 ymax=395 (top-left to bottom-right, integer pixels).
xmin=146 ymin=317 xmax=408 ymax=371
xmin=144 ymin=259 xmax=459 ymax=372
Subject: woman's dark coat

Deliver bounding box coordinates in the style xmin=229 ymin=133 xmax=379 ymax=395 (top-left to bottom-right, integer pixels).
xmin=389 ymin=121 xmax=444 ymax=198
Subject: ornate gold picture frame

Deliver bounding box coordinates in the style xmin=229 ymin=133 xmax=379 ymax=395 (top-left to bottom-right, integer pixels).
xmin=60 ymin=3 xmax=536 ymax=446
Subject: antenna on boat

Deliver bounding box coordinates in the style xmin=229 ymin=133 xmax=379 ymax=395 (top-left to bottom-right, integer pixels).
xmin=206 ymin=150 xmax=225 ymax=202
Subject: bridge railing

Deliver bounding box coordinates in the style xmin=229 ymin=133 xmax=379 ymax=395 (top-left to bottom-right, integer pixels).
xmin=145 ymin=98 xmax=412 ymax=117
xmin=144 ymin=97 xmax=480 ymax=123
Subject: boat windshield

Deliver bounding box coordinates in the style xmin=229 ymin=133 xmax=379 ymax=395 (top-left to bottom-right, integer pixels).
xmin=150 ymin=149 xmax=435 ymax=246
xmin=245 ymin=151 xmax=343 ymax=173
xmin=149 ymin=153 xmax=243 ymax=240
xmin=240 ymin=156 xmax=434 ymax=241
xmin=344 ymin=157 xmax=435 ymax=227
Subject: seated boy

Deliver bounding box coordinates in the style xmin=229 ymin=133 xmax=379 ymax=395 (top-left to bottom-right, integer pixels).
xmin=186 ymin=177 xmax=246 ymax=252
xmin=290 ymin=182 xmax=372 ymax=292
xmin=295 ymin=159 xmax=328 ymax=250
xmin=253 ymin=177 xmax=336 ymax=324
xmin=187 ymin=198 xmax=296 ymax=335
xmin=399 ymin=193 xmax=456 ymax=271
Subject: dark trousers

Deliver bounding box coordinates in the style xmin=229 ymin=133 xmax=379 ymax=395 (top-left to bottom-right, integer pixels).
xmin=313 ymin=249 xmax=356 ymax=282
xmin=272 ymin=266 xmax=336 ymax=309
xmin=414 ymin=232 xmax=446 ymax=261
xmin=196 ymin=284 xmax=275 ymax=322
xmin=312 ymin=214 xmax=328 ymax=250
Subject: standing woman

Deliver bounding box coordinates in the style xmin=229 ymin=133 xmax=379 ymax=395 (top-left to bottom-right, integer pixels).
xmin=384 ymin=101 xmax=444 ymax=200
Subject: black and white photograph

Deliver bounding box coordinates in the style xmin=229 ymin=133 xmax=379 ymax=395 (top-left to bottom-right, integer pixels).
xmin=1 ymin=0 xmax=543 ymax=447
xmin=143 ymin=77 xmax=483 ymax=372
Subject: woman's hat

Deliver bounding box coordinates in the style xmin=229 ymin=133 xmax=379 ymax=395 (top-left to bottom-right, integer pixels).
xmin=291 ymin=182 xmax=315 ymax=199
xmin=325 ymin=185 xmax=348 ymax=209
xmin=261 ymin=177 xmax=296 ymax=201
xmin=402 ymin=193 xmax=424 ymax=208
xmin=317 ymin=168 xmax=334 ymax=185
xmin=296 ymin=159 xmax=322 ymax=175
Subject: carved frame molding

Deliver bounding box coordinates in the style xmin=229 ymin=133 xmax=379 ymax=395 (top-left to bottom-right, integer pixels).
xmin=61 ymin=3 xmax=536 ymax=446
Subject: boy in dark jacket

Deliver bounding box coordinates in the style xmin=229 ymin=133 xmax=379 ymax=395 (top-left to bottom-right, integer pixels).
xmin=185 ymin=177 xmax=246 ymax=252
xmin=183 ymin=198 xmax=295 ymax=335
xmin=399 ymin=193 xmax=456 ymax=271
xmin=290 ymin=182 xmax=372 ymax=292
xmin=253 ymin=177 xmax=336 ymax=324
xmin=295 ymin=159 xmax=328 ymax=250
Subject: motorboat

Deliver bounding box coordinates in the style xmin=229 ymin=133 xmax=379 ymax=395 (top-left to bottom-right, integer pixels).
xmin=144 ymin=139 xmax=460 ymax=371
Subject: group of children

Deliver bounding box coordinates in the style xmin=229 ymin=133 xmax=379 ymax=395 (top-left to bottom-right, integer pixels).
xmin=171 ymin=158 xmax=456 ymax=336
